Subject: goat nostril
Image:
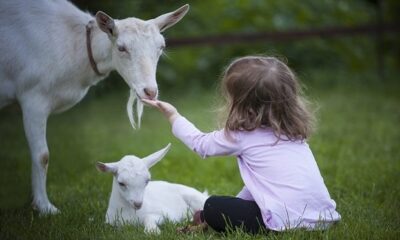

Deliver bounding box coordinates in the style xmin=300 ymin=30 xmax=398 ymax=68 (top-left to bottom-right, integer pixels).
xmin=143 ymin=88 xmax=157 ymax=99
xmin=134 ymin=202 xmax=142 ymax=209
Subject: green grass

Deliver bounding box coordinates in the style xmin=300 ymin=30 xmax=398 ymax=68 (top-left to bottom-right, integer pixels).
xmin=0 ymin=71 xmax=399 ymax=239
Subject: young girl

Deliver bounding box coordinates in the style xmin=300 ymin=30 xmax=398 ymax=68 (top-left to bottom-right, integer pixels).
xmin=143 ymin=56 xmax=341 ymax=234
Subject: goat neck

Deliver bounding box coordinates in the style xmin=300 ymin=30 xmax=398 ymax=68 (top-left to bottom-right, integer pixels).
xmin=86 ymin=21 xmax=113 ymax=80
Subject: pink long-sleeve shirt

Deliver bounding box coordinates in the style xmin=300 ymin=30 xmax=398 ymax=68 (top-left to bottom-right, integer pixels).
xmin=172 ymin=116 xmax=341 ymax=231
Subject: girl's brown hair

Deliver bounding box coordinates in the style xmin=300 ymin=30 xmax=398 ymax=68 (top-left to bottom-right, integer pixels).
xmin=220 ymin=56 xmax=315 ymax=141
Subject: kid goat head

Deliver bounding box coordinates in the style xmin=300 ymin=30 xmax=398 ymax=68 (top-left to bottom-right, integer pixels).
xmin=96 ymin=144 xmax=171 ymax=209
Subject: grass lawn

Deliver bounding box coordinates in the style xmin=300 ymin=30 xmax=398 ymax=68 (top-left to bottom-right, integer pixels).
xmin=0 ymin=71 xmax=399 ymax=239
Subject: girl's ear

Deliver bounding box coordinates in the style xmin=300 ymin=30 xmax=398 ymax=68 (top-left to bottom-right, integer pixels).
xmin=143 ymin=143 xmax=171 ymax=168
xmin=96 ymin=162 xmax=118 ymax=174
xmin=151 ymin=4 xmax=189 ymax=32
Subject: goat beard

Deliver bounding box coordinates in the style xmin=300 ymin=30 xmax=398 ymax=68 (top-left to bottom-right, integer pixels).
xmin=127 ymin=89 xmax=144 ymax=129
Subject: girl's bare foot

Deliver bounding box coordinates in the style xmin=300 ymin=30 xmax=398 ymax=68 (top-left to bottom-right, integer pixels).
xmin=176 ymin=223 xmax=208 ymax=234
xmin=177 ymin=210 xmax=208 ymax=234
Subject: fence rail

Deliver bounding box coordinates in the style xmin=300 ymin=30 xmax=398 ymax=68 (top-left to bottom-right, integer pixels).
xmin=166 ymin=23 xmax=400 ymax=47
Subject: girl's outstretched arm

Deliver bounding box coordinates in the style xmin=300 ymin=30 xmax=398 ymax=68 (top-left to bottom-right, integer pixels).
xmin=143 ymin=99 xmax=241 ymax=158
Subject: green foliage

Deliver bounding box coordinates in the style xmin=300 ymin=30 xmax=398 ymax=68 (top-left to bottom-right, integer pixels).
xmin=73 ymin=0 xmax=398 ymax=91
xmin=0 ymin=70 xmax=399 ymax=239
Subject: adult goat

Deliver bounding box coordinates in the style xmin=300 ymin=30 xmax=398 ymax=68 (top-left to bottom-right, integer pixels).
xmin=0 ymin=0 xmax=189 ymax=214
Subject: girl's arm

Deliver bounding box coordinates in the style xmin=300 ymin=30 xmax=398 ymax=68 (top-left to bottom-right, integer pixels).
xmin=143 ymin=99 xmax=241 ymax=158
xmin=172 ymin=116 xmax=240 ymax=158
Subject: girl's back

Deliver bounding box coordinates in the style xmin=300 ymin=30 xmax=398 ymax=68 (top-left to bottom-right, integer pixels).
xmin=237 ymin=129 xmax=338 ymax=230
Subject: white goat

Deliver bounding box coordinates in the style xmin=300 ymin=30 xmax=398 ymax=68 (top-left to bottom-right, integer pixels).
xmin=0 ymin=0 xmax=189 ymax=214
xmin=96 ymin=144 xmax=208 ymax=234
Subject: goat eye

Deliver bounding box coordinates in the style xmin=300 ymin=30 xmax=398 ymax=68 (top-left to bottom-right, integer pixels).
xmin=118 ymin=182 xmax=126 ymax=187
xmin=118 ymin=45 xmax=127 ymax=52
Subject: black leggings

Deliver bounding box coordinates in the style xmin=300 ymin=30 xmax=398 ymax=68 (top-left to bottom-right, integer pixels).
xmin=201 ymin=195 xmax=267 ymax=234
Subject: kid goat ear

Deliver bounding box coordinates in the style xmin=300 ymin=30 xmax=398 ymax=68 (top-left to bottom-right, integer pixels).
xmin=143 ymin=143 xmax=172 ymax=168
xmin=96 ymin=162 xmax=118 ymax=174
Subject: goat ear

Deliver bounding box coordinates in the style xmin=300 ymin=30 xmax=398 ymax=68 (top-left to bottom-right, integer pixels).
xmin=95 ymin=11 xmax=118 ymax=37
xmin=143 ymin=143 xmax=171 ymax=168
xmin=96 ymin=162 xmax=118 ymax=174
xmin=152 ymin=4 xmax=189 ymax=32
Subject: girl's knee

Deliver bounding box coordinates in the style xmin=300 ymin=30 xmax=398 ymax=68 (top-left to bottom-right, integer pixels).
xmin=203 ymin=195 xmax=226 ymax=216
xmin=203 ymin=196 xmax=228 ymax=232
xmin=204 ymin=195 xmax=219 ymax=210
xmin=203 ymin=196 xmax=216 ymax=220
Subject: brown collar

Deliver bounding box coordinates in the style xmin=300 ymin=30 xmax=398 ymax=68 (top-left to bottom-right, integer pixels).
xmin=86 ymin=21 xmax=104 ymax=76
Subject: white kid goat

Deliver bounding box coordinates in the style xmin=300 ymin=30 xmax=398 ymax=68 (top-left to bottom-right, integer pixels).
xmin=96 ymin=144 xmax=208 ymax=234
xmin=0 ymin=0 xmax=189 ymax=214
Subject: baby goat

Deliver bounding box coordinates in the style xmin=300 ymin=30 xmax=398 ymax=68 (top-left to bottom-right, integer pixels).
xmin=96 ymin=144 xmax=207 ymax=233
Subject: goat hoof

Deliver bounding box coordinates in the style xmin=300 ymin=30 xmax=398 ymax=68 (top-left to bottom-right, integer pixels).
xmin=33 ymin=202 xmax=60 ymax=215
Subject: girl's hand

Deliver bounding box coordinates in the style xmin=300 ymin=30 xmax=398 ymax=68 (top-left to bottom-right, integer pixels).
xmin=142 ymin=99 xmax=181 ymax=124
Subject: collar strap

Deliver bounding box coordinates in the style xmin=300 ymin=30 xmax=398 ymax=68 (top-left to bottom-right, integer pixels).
xmin=86 ymin=21 xmax=104 ymax=76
